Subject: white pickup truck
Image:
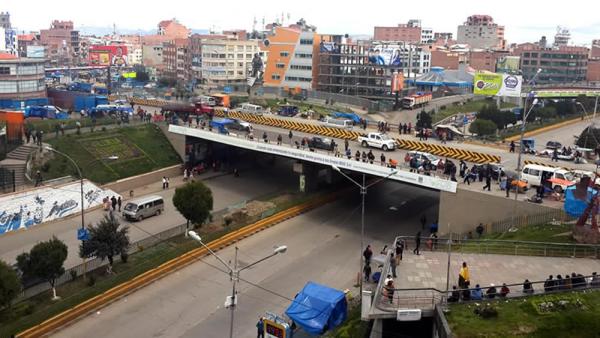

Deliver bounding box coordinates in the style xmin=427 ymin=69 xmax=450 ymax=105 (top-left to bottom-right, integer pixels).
xmin=357 ymin=132 xmax=396 ymax=151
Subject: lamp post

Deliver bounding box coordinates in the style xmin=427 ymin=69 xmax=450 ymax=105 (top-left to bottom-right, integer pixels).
xmin=330 ymin=165 xmax=397 ymax=301
xmin=576 ymin=101 xmax=590 ymax=119
xmin=188 ymin=230 xmax=286 ymax=338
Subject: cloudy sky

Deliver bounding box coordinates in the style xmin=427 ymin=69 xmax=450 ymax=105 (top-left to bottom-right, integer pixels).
xmin=4 ymin=0 xmax=600 ymax=45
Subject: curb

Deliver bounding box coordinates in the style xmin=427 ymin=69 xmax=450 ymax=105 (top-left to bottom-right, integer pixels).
xmin=15 ymin=190 xmax=342 ymax=338
xmin=504 ymin=116 xmax=589 ymax=142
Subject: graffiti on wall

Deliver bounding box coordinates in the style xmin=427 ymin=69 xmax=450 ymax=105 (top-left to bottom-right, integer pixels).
xmin=0 ymin=180 xmax=120 ymax=235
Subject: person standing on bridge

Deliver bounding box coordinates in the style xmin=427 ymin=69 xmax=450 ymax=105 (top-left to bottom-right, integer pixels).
xmin=344 ymin=139 xmax=349 ymax=151
xmin=510 ymin=141 xmax=515 ymax=153
xmin=483 ymin=172 xmax=492 ymax=191
xmin=263 ymin=132 xmax=268 ymax=143
xmin=277 ymin=134 xmax=282 ymax=145
xmin=413 ymin=231 xmax=421 ymax=255
xmin=288 ymin=130 xmax=293 ymax=145
xmin=355 ymin=150 xmax=360 ymax=161
xmin=380 ymin=153 xmax=386 ymax=166
xmin=362 ymin=151 xmax=367 ymax=163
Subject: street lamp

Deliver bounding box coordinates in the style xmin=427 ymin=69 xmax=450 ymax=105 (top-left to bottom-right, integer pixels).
xmin=187 ymin=230 xmax=286 ymax=338
xmin=330 ymin=165 xmax=397 ymax=300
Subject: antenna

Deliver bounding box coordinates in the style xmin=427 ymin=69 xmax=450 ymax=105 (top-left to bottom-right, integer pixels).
xmin=252 ymin=16 xmax=256 ymax=32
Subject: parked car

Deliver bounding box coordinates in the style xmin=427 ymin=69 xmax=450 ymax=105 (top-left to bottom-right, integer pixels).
xmin=545 ymin=141 xmax=563 ymax=150
xmin=308 ymin=137 xmax=335 ymax=151
xmin=407 ymin=151 xmax=440 ymax=170
xmin=122 ymin=195 xmax=165 ymax=221
xmin=357 ymin=132 xmax=396 ymax=151
xmin=225 ymin=118 xmax=252 ymax=132
xmin=322 ymin=118 xmax=353 ymax=129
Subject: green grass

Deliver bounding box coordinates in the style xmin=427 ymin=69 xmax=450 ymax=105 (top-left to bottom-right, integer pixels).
xmin=27 ymin=117 xmax=119 ymax=134
xmin=481 ymin=223 xmax=575 ymax=244
xmin=446 ymin=289 xmax=600 ymax=338
xmin=39 ymin=124 xmax=181 ymax=184
xmin=432 ymin=99 xmax=516 ymax=123
xmin=324 ymin=301 xmax=369 ymax=338
xmin=0 ymin=189 xmax=332 ymax=337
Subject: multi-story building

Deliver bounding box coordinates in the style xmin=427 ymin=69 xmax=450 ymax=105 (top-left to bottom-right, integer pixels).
xmin=200 ymin=39 xmax=261 ymax=85
xmin=158 ymin=19 xmax=190 ymax=38
xmin=0 ymin=12 xmax=10 ymax=29
xmin=0 ymin=53 xmax=47 ymax=108
xmin=261 ymin=23 xmax=320 ymax=90
xmin=373 ymin=20 xmax=421 ymax=44
xmin=189 ymin=34 xmax=228 ymax=85
xmin=431 ymin=50 xmax=460 ymax=70
xmin=516 ymin=45 xmax=589 ymax=83
xmin=317 ymin=37 xmax=431 ymax=100
xmin=421 ymin=28 xmax=434 ymax=44
xmin=457 ymin=15 xmax=505 ymax=49
xmin=434 ymin=32 xmax=453 ymax=41
xmin=469 ymin=50 xmax=509 ymax=72
xmin=17 ymin=34 xmax=38 ymax=57
xmin=161 ymin=38 xmax=189 ymax=83
xmin=40 ymin=20 xmax=80 ymax=65
xmin=0 ymin=27 xmax=18 ymax=55
xmin=591 ymin=39 xmax=600 ymax=59
xmin=586 ymin=59 xmax=600 ymax=83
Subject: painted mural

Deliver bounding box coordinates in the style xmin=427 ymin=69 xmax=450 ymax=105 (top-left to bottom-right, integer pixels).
xmin=0 ymin=180 xmax=120 ymax=235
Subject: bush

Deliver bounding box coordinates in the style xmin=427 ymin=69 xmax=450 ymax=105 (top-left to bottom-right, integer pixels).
xmin=474 ymin=304 xmax=498 ymax=319
xmin=469 ymin=119 xmax=497 ymax=136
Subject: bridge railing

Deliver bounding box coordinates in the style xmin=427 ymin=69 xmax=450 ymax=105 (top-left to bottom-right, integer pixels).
xmin=393 ymin=236 xmax=600 ymax=259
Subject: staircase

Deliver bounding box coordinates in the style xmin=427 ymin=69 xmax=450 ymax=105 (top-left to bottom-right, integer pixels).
xmin=0 ymin=143 xmax=38 ymax=191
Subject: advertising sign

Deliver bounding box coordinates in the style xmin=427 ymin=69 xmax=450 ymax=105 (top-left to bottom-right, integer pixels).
xmin=496 ymin=56 xmax=520 ymax=74
xmin=89 ymin=45 xmax=128 ymax=67
xmin=473 ymin=73 xmax=522 ymax=97
xmin=26 ymin=45 xmax=45 ymax=58
xmin=369 ymin=44 xmax=403 ymax=66
xmin=122 ymin=72 xmax=137 ymax=79
xmin=391 ymin=72 xmax=404 ymax=92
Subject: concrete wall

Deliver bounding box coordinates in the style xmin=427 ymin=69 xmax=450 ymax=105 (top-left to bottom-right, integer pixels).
xmin=102 ymin=165 xmax=180 ymax=194
xmin=158 ymin=123 xmax=185 ymax=161
xmin=438 ymin=188 xmax=557 ymax=235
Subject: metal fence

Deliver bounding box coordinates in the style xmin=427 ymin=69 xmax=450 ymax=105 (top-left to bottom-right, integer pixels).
xmin=490 ymin=209 xmax=574 ymax=234
xmin=0 ymin=167 xmax=15 ymax=193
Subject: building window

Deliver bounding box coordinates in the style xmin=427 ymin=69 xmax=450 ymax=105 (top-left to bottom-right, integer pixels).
xmin=0 ymin=67 xmax=10 ymax=75
xmin=237 ymin=53 xmax=244 ymax=58
xmin=246 ymin=53 xmax=252 ymax=58
xmin=290 ymin=65 xmax=312 ymax=71
xmin=300 ymin=39 xmax=313 ymax=45
xmin=280 ymin=51 xmax=289 ymax=57
xmin=276 ymin=63 xmax=286 ymax=69
xmin=271 ymin=74 xmax=281 ymax=80
xmin=294 ymin=53 xmax=312 ymax=58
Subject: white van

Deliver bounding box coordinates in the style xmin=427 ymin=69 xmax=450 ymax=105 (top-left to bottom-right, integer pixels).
xmin=520 ymin=164 xmax=575 ymax=192
xmin=122 ymin=195 xmax=165 ymax=221
xmin=239 ymin=103 xmax=264 ymax=115
xmin=322 ymin=118 xmax=353 ymax=129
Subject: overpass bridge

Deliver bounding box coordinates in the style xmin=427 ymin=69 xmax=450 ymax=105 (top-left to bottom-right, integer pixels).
xmin=168 ymin=124 xmax=458 ymax=193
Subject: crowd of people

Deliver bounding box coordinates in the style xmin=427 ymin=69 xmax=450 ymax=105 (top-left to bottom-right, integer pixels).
xmin=447 ymin=262 xmax=600 ymax=303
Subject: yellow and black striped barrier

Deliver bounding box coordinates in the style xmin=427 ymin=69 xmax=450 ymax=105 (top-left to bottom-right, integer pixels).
xmin=395 ymin=139 xmax=501 ymax=164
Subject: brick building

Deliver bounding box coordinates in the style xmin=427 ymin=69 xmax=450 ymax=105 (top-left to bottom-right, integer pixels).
xmin=587 ymin=59 xmax=600 ymax=83
xmin=457 ymin=15 xmax=505 ymax=49
xmin=39 ymin=20 xmax=80 ymax=65
xmin=161 ymin=38 xmax=190 ymax=83
xmin=373 ymin=20 xmax=421 ymax=44
xmin=516 ymin=45 xmax=589 ymax=83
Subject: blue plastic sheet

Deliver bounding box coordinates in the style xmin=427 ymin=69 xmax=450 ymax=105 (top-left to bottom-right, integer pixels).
xmin=564 ymin=186 xmax=598 ymax=218
xmin=285 ymin=282 xmax=347 ymax=335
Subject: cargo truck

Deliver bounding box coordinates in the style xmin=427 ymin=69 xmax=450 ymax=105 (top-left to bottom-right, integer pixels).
xmin=401 ymin=92 xmax=432 ymax=109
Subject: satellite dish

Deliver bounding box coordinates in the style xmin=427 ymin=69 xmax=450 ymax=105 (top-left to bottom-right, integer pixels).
xmin=263 ymin=39 xmax=270 ymax=47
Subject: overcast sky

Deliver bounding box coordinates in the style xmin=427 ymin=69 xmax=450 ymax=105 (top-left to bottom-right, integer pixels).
xmin=4 ymin=0 xmax=600 ymax=45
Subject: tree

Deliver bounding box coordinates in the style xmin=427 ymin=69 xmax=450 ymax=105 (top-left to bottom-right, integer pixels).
xmin=0 ymin=260 xmax=20 ymax=310
xmin=80 ymin=213 xmax=130 ymax=273
xmin=469 ymin=119 xmax=497 ymax=137
xmin=16 ymin=237 xmax=68 ymax=300
xmin=173 ymin=181 xmax=213 ymax=233
xmin=416 ymin=110 xmax=432 ymax=130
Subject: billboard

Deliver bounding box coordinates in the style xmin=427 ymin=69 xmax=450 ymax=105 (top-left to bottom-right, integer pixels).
xmin=391 ymin=72 xmax=404 ymax=92
xmin=26 ymin=45 xmax=45 ymax=58
xmin=369 ymin=44 xmax=403 ymax=66
xmin=473 ymin=73 xmax=522 ymax=97
xmin=496 ymin=56 xmax=520 ymax=74
xmin=89 ymin=45 xmax=128 ymax=67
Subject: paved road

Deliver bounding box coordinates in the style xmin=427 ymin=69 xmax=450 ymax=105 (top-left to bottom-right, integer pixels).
xmin=52 ymin=181 xmax=437 ymax=338
xmin=0 ymin=163 xmax=296 ymax=269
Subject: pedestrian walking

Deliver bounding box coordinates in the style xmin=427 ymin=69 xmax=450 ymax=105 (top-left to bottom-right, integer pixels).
xmin=346 ymin=148 xmax=351 ymax=159
xmin=390 ymin=253 xmax=397 ymax=278
xmin=166 ymin=177 xmax=170 ymax=189
xmin=459 ymin=262 xmax=470 ymax=289
xmin=277 ymin=134 xmax=282 ymax=145
xmin=117 ymin=196 xmax=122 ymax=212
xmin=34 ymin=170 xmax=42 ymax=187
xmin=476 ymin=223 xmax=484 ymax=238
xmin=552 ymin=148 xmax=559 ymax=162
xmin=395 ymin=240 xmax=404 ymax=260
xmin=288 ymin=130 xmax=293 ymax=144
xmin=36 ymin=130 xmax=42 ymax=146
xmin=380 ymin=153 xmax=386 ymax=166
xmin=162 ymin=176 xmax=167 ymax=189
xmin=111 ymin=196 xmax=117 ymax=211
xmin=413 ymin=231 xmax=421 ymax=255
xmin=344 ymin=139 xmax=349 ymax=151
xmin=25 ymin=129 xmax=31 ymax=143
xmin=262 ymin=131 xmax=268 ymax=143
xmin=509 ymin=141 xmax=515 ymax=153
xmin=506 ymin=176 xmax=513 ymax=198
xmin=463 ymin=168 xmax=472 ymax=185
xmin=483 ymin=174 xmax=491 ymax=191
xmin=363 ymin=244 xmax=373 ymax=264
xmin=256 ymin=317 xmax=265 ymax=338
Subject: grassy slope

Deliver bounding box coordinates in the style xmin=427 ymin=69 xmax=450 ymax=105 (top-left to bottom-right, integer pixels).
xmin=481 ymin=223 xmax=575 ymax=244
xmin=42 ymin=124 xmax=180 ymax=184
xmin=446 ymin=290 xmax=600 ymax=338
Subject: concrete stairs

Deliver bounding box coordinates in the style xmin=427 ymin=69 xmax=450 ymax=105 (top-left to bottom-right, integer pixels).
xmin=0 ymin=143 xmax=38 ymax=191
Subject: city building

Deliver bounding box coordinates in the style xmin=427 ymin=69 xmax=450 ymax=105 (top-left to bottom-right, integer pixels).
xmin=189 ymin=34 xmax=228 ymax=86
xmin=161 ymin=38 xmax=189 ymax=83
xmin=373 ymin=20 xmax=421 ymax=44
xmin=587 ymin=59 xmax=600 ymax=83
xmin=469 ymin=50 xmax=509 ymax=72
xmin=434 ymin=32 xmax=453 ymax=41
xmin=431 ymin=50 xmax=460 ymax=70
xmin=141 ymin=19 xmax=191 ymax=75
xmin=17 ymin=34 xmax=38 ymax=57
xmin=0 ymin=27 xmax=18 ymax=55
xmin=516 ymin=45 xmax=589 ymax=83
xmin=261 ymin=22 xmax=319 ymax=90
xmin=200 ymin=38 xmax=262 ymax=85
xmin=0 ymin=12 xmax=10 ymax=29
xmin=591 ymin=39 xmax=600 ymax=59
xmin=457 ymin=15 xmax=505 ymax=49
xmin=0 ymin=53 xmax=47 ymax=109
xmin=39 ymin=20 xmax=80 ymax=65
xmin=158 ymin=19 xmax=191 ymax=38
xmin=421 ymin=28 xmax=433 ymax=44
xmin=317 ymin=37 xmax=431 ymax=100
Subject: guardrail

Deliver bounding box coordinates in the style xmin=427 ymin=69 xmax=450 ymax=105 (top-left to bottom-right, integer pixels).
xmin=394 ymin=236 xmax=600 ymax=259
xmin=16 ymin=190 xmax=343 ymax=338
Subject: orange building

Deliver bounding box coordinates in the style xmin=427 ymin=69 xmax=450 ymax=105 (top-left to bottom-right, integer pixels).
xmin=262 ymin=25 xmax=320 ymax=90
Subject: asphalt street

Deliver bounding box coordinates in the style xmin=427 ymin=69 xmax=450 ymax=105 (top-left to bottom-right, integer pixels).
xmin=52 ymin=181 xmax=438 ymax=338
xmin=0 ymin=163 xmax=296 ymax=269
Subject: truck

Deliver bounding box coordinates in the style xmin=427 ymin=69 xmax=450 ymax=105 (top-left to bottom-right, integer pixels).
xmin=160 ymin=102 xmax=214 ymax=116
xmin=67 ymin=82 xmax=93 ymax=93
xmin=401 ymin=92 xmax=432 ymax=109
xmin=24 ymin=106 xmax=69 ymax=119
xmin=357 ymin=132 xmax=396 ymax=151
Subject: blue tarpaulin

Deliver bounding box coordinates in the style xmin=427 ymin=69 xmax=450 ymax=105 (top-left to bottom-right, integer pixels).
xmin=564 ymin=186 xmax=598 ymax=217
xmin=285 ymin=282 xmax=347 ymax=335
